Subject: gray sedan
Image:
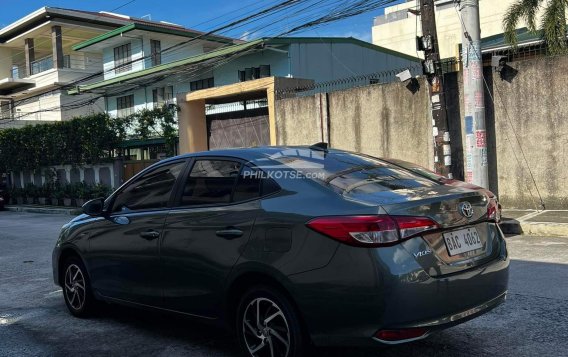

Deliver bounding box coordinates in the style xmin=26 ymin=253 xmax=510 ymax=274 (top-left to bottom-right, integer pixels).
xmin=52 ymin=145 xmax=509 ymax=357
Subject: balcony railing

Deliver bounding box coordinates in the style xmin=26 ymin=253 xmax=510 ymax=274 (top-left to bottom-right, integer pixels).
xmin=10 ymin=54 xmax=100 ymax=80
xmin=31 ymin=56 xmax=54 ymax=75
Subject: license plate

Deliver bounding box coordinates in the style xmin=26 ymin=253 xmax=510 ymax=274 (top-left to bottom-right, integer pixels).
xmin=443 ymin=228 xmax=482 ymax=256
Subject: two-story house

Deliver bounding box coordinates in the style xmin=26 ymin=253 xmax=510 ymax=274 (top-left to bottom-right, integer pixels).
xmin=0 ymin=7 xmax=237 ymax=128
xmin=70 ymin=33 xmax=419 ymax=118
xmin=67 ymin=26 xmax=420 ymax=155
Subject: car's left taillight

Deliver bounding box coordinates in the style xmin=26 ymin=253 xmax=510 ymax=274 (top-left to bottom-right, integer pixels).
xmin=487 ymin=198 xmax=500 ymax=222
xmin=306 ymin=215 xmax=440 ymax=247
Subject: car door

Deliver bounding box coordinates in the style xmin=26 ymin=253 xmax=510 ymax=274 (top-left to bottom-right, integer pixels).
xmin=86 ymin=160 xmax=186 ymax=306
xmin=161 ymin=159 xmax=269 ymax=317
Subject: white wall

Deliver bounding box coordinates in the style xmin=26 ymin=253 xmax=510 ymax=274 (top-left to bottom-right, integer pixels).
xmin=372 ymin=0 xmax=540 ymax=59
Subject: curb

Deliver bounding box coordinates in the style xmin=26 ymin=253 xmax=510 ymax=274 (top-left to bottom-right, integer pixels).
xmin=517 ymin=222 xmax=568 ymax=237
xmin=5 ymin=205 xmax=81 ymax=216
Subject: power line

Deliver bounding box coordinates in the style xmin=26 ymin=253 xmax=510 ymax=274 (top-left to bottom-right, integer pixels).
xmin=3 ymin=0 xmax=402 ymax=123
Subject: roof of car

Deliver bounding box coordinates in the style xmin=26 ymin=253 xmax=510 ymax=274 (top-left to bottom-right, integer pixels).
xmin=174 ymin=146 xmax=324 ymax=160
xmin=169 ymin=145 xmax=341 ymax=163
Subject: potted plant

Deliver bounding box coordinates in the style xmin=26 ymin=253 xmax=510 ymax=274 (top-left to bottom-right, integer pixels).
xmin=91 ymin=183 xmax=111 ymax=200
xmin=24 ymin=183 xmax=37 ymax=204
xmin=13 ymin=188 xmax=24 ymax=205
xmin=75 ymin=182 xmax=90 ymax=207
xmin=38 ymin=184 xmax=50 ymax=205
xmin=53 ymin=184 xmax=64 ymax=206
xmin=62 ymin=184 xmax=74 ymax=207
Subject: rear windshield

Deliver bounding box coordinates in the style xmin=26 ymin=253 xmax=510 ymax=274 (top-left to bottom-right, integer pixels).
xmin=265 ymin=149 xmax=439 ymax=193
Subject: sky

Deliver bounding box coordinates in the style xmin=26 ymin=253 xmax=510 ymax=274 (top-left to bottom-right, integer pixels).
xmin=0 ymin=0 xmax=405 ymax=43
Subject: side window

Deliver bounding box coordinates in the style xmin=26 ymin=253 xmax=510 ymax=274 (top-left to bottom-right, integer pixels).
xmin=233 ymin=166 xmax=280 ymax=202
xmin=233 ymin=166 xmax=261 ymax=202
xmin=182 ymin=160 xmax=241 ymax=205
xmin=112 ymin=161 xmax=185 ymax=212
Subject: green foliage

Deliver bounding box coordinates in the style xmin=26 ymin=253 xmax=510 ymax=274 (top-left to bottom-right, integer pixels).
xmin=120 ymin=104 xmax=179 ymax=157
xmin=0 ymin=113 xmax=120 ymax=172
xmin=503 ymin=0 xmax=568 ymax=55
xmin=0 ymin=105 xmax=179 ymax=172
xmin=90 ymin=183 xmax=112 ymax=199
xmin=24 ymin=183 xmax=38 ymax=198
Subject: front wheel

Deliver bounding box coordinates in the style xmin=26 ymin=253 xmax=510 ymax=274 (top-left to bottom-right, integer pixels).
xmin=236 ymin=286 xmax=306 ymax=357
xmin=62 ymin=256 xmax=96 ymax=317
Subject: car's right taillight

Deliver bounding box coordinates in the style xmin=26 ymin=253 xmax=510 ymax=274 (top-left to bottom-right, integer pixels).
xmin=306 ymin=215 xmax=439 ymax=247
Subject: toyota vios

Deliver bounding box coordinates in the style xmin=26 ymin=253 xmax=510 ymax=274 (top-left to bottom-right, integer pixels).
xmin=53 ymin=145 xmax=509 ymax=357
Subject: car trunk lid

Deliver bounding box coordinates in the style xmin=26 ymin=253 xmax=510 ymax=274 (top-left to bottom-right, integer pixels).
xmin=345 ymin=185 xmax=503 ymax=277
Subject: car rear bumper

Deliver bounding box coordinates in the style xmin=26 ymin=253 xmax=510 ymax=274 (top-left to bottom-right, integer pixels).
xmin=372 ymin=290 xmax=507 ymax=344
xmin=287 ymin=235 xmax=509 ymax=347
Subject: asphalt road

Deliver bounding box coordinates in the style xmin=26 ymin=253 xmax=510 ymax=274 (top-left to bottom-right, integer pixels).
xmin=0 ymin=211 xmax=567 ymax=357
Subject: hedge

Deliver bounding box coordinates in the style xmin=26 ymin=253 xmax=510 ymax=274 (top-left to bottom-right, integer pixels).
xmin=0 ymin=105 xmax=178 ymax=172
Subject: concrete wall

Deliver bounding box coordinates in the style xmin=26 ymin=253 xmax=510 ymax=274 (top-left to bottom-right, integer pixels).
xmin=275 ymin=56 xmax=568 ymax=209
xmin=11 ymin=162 xmax=120 ymax=190
xmin=483 ymin=57 xmax=568 ymax=209
xmin=276 ymin=78 xmax=434 ymax=169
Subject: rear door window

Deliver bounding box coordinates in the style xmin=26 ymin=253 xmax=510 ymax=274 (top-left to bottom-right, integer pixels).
xmin=180 ymin=160 xmax=280 ymax=206
xmin=182 ymin=160 xmax=241 ymax=205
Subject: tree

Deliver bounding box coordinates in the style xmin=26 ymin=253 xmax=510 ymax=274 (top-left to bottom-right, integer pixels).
xmin=503 ymin=0 xmax=568 ymax=55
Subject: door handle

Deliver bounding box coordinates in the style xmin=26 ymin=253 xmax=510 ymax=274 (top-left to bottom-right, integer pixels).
xmin=216 ymin=229 xmax=243 ymax=239
xmin=139 ymin=230 xmax=160 ymax=240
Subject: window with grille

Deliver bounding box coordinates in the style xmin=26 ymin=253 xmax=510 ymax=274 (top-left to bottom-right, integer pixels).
xmin=238 ymin=65 xmax=270 ymax=82
xmin=117 ymin=95 xmax=134 ymax=117
xmin=153 ymin=86 xmax=174 ymax=107
xmin=114 ymin=43 xmax=132 ymax=74
xmin=150 ymin=40 xmax=161 ymax=66
xmin=190 ymin=77 xmax=215 ymax=91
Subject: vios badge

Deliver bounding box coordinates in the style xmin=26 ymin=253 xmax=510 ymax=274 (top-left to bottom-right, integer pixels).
xmin=459 ymin=201 xmax=474 ymax=218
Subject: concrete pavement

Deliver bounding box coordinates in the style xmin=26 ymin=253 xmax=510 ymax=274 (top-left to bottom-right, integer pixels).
xmin=500 ymin=209 xmax=568 ymax=237
xmin=0 ymin=211 xmax=567 ymax=356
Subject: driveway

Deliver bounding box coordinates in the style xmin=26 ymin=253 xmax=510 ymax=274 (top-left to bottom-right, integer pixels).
xmin=0 ymin=211 xmax=567 ymax=356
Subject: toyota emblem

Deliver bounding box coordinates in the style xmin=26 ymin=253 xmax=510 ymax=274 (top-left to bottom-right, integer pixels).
xmin=459 ymin=202 xmax=474 ymax=218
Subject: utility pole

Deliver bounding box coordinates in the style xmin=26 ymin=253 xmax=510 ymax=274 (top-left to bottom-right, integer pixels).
xmin=460 ymin=0 xmax=489 ymax=188
xmin=417 ymin=0 xmax=452 ymax=178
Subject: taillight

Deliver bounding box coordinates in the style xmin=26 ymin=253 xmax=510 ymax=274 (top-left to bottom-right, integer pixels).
xmin=487 ymin=198 xmax=500 ymax=222
xmin=395 ymin=216 xmax=440 ymax=239
xmin=306 ymin=215 xmax=439 ymax=247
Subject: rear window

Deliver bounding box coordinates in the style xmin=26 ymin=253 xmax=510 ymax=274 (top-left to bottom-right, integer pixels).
xmin=265 ymin=149 xmax=439 ymax=193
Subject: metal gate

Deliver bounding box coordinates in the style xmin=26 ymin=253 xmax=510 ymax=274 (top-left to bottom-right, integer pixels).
xmin=122 ymin=160 xmax=158 ymax=182
xmin=207 ymin=107 xmax=270 ymax=150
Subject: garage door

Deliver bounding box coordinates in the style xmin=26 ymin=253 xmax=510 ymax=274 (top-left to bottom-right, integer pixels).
xmin=207 ymin=107 xmax=270 ymax=150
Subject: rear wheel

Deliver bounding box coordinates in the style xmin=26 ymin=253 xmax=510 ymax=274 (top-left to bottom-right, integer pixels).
xmin=236 ymin=286 xmax=305 ymax=357
xmin=62 ymin=256 xmax=96 ymax=317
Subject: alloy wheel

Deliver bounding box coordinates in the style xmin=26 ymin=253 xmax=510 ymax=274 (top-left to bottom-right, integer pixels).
xmin=64 ymin=263 xmax=86 ymax=311
xmin=242 ymin=297 xmax=291 ymax=357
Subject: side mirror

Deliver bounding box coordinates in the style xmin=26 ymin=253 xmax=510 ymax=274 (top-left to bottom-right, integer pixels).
xmin=82 ymin=198 xmax=105 ymax=216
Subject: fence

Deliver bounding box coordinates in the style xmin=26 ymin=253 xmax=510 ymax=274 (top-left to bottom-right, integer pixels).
xmin=275 ymin=64 xmax=422 ymax=99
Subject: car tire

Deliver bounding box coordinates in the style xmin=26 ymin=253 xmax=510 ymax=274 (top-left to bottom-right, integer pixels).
xmin=236 ymin=285 xmax=306 ymax=357
xmin=62 ymin=256 xmax=96 ymax=317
